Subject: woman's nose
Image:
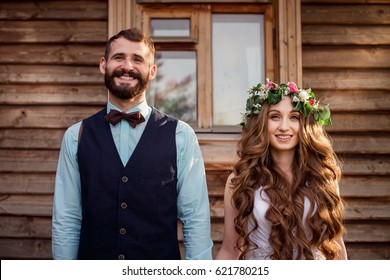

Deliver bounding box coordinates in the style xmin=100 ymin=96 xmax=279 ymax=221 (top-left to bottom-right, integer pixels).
xmin=279 ymin=118 xmax=289 ymax=131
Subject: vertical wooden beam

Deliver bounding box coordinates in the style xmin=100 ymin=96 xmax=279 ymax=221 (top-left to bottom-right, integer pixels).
xmin=277 ymin=0 xmax=302 ymax=85
xmin=108 ymin=0 xmax=136 ymax=38
xmin=197 ymin=6 xmax=213 ymax=129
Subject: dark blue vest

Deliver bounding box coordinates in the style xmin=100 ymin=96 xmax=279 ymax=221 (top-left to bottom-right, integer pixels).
xmin=77 ymin=107 xmax=180 ymax=260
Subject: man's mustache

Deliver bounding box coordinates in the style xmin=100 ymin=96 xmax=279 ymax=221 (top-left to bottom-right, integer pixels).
xmin=113 ymin=70 xmax=142 ymax=81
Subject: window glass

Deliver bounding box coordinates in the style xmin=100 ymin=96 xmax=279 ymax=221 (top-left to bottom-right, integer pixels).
xmin=147 ymin=51 xmax=197 ymax=123
xmin=212 ymin=14 xmax=265 ymax=126
xmin=151 ymin=19 xmax=191 ymax=37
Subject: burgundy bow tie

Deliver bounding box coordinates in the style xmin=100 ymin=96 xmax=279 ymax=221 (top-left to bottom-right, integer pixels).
xmin=105 ymin=110 xmax=145 ymax=128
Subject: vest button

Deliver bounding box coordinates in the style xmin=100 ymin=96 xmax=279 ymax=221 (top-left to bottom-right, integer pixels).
xmin=119 ymin=228 xmax=126 ymax=234
xmin=118 ymin=254 xmax=125 ymax=260
xmin=120 ymin=202 xmax=127 ymax=209
xmin=121 ymin=176 xmax=128 ymax=183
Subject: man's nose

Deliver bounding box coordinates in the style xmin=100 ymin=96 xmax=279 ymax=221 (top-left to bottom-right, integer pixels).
xmin=121 ymin=58 xmax=134 ymax=70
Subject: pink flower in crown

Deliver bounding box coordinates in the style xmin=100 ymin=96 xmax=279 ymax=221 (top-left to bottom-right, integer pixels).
xmin=266 ymin=81 xmax=274 ymax=89
xmin=287 ymin=82 xmax=299 ymax=93
xmin=309 ymin=99 xmax=316 ymax=106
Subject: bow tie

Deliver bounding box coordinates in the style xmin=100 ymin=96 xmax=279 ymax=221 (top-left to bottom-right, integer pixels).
xmin=105 ymin=110 xmax=145 ymax=128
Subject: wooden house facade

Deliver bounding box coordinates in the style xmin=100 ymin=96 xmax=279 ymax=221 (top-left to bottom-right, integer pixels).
xmin=0 ymin=0 xmax=389 ymax=259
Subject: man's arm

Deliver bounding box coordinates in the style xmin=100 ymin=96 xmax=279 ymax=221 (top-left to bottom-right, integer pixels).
xmin=176 ymin=121 xmax=213 ymax=260
xmin=52 ymin=122 xmax=82 ymax=259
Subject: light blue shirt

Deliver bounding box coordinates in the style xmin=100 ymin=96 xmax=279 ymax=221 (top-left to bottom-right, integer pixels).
xmin=52 ymin=100 xmax=213 ymax=260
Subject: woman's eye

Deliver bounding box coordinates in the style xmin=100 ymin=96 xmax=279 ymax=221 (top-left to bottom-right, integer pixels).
xmin=270 ymin=114 xmax=280 ymax=120
xmin=291 ymin=115 xmax=300 ymax=121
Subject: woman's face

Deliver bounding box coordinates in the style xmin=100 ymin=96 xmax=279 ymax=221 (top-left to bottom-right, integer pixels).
xmin=267 ymin=97 xmax=300 ymax=154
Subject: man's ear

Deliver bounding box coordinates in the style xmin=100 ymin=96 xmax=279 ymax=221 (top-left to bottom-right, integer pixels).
xmin=149 ymin=64 xmax=157 ymax=80
xmin=99 ymin=57 xmax=106 ymax=74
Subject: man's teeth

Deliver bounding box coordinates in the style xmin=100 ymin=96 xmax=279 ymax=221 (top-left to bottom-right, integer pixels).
xmin=120 ymin=75 xmax=134 ymax=80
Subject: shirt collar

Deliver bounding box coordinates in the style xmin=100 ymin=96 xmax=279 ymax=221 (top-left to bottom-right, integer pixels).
xmin=106 ymin=99 xmax=151 ymax=120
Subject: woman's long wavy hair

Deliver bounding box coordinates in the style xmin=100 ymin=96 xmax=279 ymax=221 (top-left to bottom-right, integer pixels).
xmin=231 ymin=101 xmax=345 ymax=259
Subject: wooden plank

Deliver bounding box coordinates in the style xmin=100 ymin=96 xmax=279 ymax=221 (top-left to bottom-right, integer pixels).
xmin=0 ymin=85 xmax=107 ymax=105
xmin=206 ymin=169 xmax=230 ymax=197
xmin=0 ymin=195 xmax=53 ymax=217
xmin=344 ymin=242 xmax=390 ymax=260
xmin=313 ymin=90 xmax=390 ymax=111
xmin=0 ymin=44 xmax=104 ymax=65
xmin=0 ymin=106 xmax=101 ymax=129
xmin=0 ymin=173 xmax=55 ymax=195
xmin=0 ymin=150 xmax=59 ymax=173
xmin=0 ymin=129 xmax=64 ymax=149
xmin=326 ymin=113 xmax=390 ymax=133
xmin=0 ymin=216 xmax=52 ymax=238
xmin=344 ymin=222 xmax=390 ymax=243
xmin=302 ymin=25 xmax=390 ymax=45
xmin=301 ymin=4 xmax=390 ymax=24
xmin=0 ymin=1 xmax=107 ymax=20
xmin=209 ymin=197 xmax=390 ymax=220
xmin=0 ymin=21 xmax=107 ymax=43
xmin=303 ymin=69 xmax=390 ymax=90
xmin=340 ymin=176 xmax=390 ymax=198
xmin=331 ymin=134 xmax=390 ymax=154
xmin=341 ymin=155 xmax=390 ymax=176
xmin=0 ymin=65 xmax=103 ymax=84
xmin=303 ymin=46 xmax=390 ymax=68
xmin=0 ymin=239 xmax=52 ymax=259
xmin=344 ymin=198 xmax=390 ymax=220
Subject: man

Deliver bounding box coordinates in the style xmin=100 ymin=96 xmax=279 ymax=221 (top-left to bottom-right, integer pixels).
xmin=52 ymin=28 xmax=213 ymax=260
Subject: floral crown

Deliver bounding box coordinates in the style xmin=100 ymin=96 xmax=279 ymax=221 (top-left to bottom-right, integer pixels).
xmin=240 ymin=78 xmax=331 ymax=127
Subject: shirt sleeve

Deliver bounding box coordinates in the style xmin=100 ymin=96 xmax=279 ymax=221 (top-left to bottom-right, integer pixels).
xmin=52 ymin=122 xmax=82 ymax=259
xmin=176 ymin=121 xmax=213 ymax=260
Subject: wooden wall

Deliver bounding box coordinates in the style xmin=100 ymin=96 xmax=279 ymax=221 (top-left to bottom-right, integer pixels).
xmin=0 ymin=0 xmax=108 ymax=259
xmin=0 ymin=0 xmax=389 ymax=260
xmin=300 ymin=0 xmax=390 ymax=259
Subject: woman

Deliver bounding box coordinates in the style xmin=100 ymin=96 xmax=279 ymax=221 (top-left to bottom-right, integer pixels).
xmin=216 ymin=79 xmax=347 ymax=260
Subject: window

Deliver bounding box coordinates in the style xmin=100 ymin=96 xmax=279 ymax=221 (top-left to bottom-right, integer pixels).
xmin=139 ymin=3 xmax=274 ymax=131
xmin=212 ymin=14 xmax=265 ymax=126
xmin=147 ymin=51 xmax=197 ymax=124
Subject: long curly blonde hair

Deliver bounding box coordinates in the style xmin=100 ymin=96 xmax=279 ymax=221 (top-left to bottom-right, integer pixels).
xmin=231 ymin=101 xmax=345 ymax=259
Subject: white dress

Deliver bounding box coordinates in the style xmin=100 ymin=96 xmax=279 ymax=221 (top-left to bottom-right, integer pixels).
xmin=246 ymin=187 xmax=325 ymax=260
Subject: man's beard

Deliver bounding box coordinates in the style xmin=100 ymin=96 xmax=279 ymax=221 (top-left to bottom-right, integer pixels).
xmin=104 ymin=69 xmax=149 ymax=100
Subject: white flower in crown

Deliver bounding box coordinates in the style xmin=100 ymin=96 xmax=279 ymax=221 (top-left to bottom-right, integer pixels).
xmin=292 ymin=95 xmax=300 ymax=103
xmin=259 ymin=89 xmax=268 ymax=100
xmin=298 ymin=89 xmax=310 ymax=102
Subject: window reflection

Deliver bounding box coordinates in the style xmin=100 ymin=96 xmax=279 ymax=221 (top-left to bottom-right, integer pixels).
xmin=212 ymin=14 xmax=264 ymax=126
xmin=147 ymin=51 xmax=197 ymax=123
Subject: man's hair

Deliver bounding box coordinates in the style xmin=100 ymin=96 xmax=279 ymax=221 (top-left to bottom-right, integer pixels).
xmin=104 ymin=28 xmax=155 ymax=63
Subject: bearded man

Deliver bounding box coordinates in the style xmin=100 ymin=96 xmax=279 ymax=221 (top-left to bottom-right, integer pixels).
xmin=52 ymin=28 xmax=213 ymax=260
